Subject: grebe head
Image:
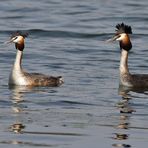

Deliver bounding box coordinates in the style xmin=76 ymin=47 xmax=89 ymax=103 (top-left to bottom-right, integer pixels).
xmin=108 ymin=23 xmax=132 ymax=51
xmin=6 ymin=31 xmax=28 ymax=51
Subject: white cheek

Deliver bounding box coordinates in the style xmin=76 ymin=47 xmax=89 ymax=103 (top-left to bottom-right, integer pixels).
xmin=13 ymin=40 xmax=18 ymax=43
xmin=13 ymin=36 xmax=22 ymax=43
xmin=116 ymin=37 xmax=122 ymax=41
xmin=15 ymin=38 xmax=21 ymax=42
xmin=116 ymin=33 xmax=126 ymax=41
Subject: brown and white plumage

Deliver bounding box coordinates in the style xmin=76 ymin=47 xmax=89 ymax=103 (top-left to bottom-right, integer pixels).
xmin=7 ymin=32 xmax=64 ymax=87
xmin=109 ymin=23 xmax=148 ymax=88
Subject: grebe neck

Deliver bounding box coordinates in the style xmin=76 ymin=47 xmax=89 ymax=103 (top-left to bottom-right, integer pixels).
xmin=13 ymin=50 xmax=23 ymax=71
xmin=120 ymin=49 xmax=129 ymax=75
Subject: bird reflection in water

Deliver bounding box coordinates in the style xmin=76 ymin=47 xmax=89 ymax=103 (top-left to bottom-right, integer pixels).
xmin=113 ymin=133 xmax=129 ymax=140
xmin=112 ymin=112 xmax=131 ymax=147
xmin=112 ymin=84 xmax=148 ymax=148
xmin=9 ymin=85 xmax=31 ymax=134
xmin=9 ymin=85 xmax=33 ymax=113
xmin=116 ymin=115 xmax=129 ymax=130
xmin=112 ymin=143 xmax=131 ymax=148
xmin=9 ymin=85 xmax=33 ymax=103
xmin=112 ymin=86 xmax=135 ymax=148
xmin=117 ymin=85 xmax=136 ymax=114
xmin=9 ymin=123 xmax=25 ymax=133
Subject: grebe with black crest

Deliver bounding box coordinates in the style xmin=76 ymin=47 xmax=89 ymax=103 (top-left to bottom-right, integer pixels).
xmin=108 ymin=23 xmax=148 ymax=88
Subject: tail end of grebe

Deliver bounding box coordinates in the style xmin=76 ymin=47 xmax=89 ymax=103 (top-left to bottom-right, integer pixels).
xmin=58 ymin=76 xmax=64 ymax=86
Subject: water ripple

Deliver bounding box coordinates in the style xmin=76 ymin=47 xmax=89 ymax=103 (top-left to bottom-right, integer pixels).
xmin=1 ymin=29 xmax=109 ymax=39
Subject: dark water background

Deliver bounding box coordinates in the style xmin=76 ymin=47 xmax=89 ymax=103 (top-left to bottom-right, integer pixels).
xmin=0 ymin=0 xmax=148 ymax=148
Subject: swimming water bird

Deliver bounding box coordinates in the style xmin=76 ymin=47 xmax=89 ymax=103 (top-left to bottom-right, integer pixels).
xmin=7 ymin=32 xmax=64 ymax=87
xmin=108 ymin=23 xmax=148 ymax=88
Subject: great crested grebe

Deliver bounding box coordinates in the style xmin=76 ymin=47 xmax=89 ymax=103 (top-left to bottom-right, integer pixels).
xmin=108 ymin=23 xmax=148 ymax=88
xmin=7 ymin=32 xmax=64 ymax=87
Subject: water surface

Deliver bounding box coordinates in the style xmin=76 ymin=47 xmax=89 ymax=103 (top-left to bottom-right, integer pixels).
xmin=0 ymin=0 xmax=148 ymax=148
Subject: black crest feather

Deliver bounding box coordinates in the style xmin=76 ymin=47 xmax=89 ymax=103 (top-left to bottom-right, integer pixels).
xmin=115 ymin=23 xmax=132 ymax=34
xmin=11 ymin=31 xmax=28 ymax=39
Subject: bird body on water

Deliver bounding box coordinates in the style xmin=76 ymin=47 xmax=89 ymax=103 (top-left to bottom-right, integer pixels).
xmin=109 ymin=23 xmax=148 ymax=88
xmin=7 ymin=32 xmax=64 ymax=87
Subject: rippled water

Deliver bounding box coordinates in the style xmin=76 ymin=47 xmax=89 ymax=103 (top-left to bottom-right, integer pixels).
xmin=0 ymin=0 xmax=148 ymax=148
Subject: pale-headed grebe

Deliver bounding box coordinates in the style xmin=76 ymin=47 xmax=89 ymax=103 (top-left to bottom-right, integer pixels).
xmin=7 ymin=32 xmax=64 ymax=87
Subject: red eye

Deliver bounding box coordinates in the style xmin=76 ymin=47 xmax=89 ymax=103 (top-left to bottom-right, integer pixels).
xmin=14 ymin=37 xmax=18 ymax=40
xmin=118 ymin=35 xmax=121 ymax=38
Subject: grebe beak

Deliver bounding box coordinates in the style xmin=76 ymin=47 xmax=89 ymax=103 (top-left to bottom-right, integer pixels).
xmin=4 ymin=36 xmax=18 ymax=44
xmin=4 ymin=40 xmax=12 ymax=44
xmin=4 ymin=39 xmax=14 ymax=44
xmin=106 ymin=34 xmax=120 ymax=43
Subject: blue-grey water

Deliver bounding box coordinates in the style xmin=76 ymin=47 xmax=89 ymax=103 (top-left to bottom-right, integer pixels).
xmin=0 ymin=0 xmax=148 ymax=148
